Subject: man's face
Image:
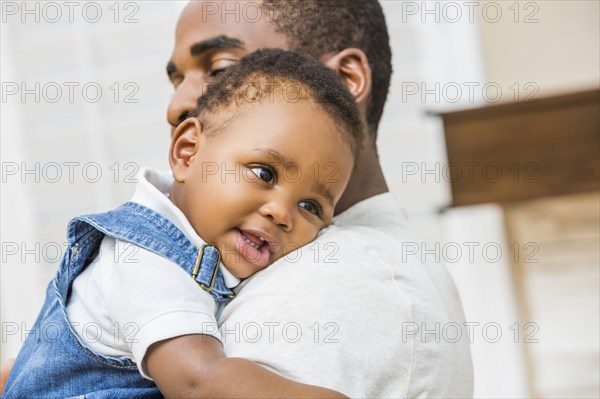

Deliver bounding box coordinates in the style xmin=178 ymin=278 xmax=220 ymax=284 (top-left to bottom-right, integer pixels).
xmin=167 ymin=1 xmax=289 ymax=130
xmin=174 ymin=98 xmax=354 ymax=278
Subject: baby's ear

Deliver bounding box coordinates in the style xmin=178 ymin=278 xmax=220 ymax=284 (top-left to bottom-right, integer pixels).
xmin=169 ymin=117 xmax=203 ymax=183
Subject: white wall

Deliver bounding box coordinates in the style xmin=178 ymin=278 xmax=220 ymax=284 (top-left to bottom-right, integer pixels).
xmin=1 ymin=0 xmax=184 ymax=361
xmin=478 ymin=0 xmax=600 ymax=97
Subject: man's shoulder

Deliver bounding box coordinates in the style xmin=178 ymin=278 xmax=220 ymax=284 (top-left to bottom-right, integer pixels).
xmin=233 ymin=191 xmax=463 ymax=327
xmin=296 ymin=193 xmax=428 ymax=270
xmin=233 ymin=193 xmax=435 ymax=308
xmin=221 ymin=193 xmax=473 ymax=397
xmin=332 ymin=192 xmax=409 ymax=231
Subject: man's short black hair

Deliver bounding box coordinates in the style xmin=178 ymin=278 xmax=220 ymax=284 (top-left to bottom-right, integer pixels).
xmin=261 ymin=0 xmax=392 ymax=139
xmin=192 ymin=48 xmax=363 ymax=161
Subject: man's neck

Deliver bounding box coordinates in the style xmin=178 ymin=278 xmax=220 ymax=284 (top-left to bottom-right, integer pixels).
xmin=334 ymin=148 xmax=389 ymax=216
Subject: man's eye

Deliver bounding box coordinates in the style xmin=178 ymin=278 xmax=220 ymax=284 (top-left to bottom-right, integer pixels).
xmin=209 ymin=59 xmax=238 ymax=77
xmin=298 ymin=201 xmax=322 ymax=217
xmin=250 ymin=166 xmax=275 ymax=184
xmin=209 ymin=68 xmax=227 ymax=77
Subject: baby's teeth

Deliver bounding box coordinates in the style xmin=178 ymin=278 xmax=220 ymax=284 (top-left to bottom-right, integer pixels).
xmin=243 ymin=236 xmax=260 ymax=249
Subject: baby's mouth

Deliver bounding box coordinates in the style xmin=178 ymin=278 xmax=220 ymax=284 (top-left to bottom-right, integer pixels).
xmin=241 ymin=230 xmax=266 ymax=249
xmin=234 ymin=228 xmax=277 ymax=268
xmin=238 ymin=229 xmax=272 ymax=254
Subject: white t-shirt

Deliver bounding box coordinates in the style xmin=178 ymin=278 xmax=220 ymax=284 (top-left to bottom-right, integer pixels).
xmin=68 ymin=168 xmax=473 ymax=395
xmin=66 ymin=168 xmax=239 ymax=379
xmin=218 ymin=193 xmax=474 ymax=398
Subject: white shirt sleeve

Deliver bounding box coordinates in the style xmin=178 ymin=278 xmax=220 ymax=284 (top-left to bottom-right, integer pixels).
xmin=68 ymin=236 xmax=220 ymax=380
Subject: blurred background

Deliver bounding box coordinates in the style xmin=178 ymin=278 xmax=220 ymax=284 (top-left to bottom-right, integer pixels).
xmin=1 ymin=1 xmax=598 ymax=397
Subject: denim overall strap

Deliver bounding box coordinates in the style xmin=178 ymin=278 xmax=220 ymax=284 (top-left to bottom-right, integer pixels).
xmin=67 ymin=201 xmax=235 ymax=302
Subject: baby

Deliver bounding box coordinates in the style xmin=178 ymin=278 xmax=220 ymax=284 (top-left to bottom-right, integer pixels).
xmin=4 ymin=49 xmax=362 ymax=398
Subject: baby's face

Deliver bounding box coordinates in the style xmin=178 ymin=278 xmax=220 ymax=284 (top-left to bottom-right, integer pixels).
xmin=174 ymin=98 xmax=354 ymax=278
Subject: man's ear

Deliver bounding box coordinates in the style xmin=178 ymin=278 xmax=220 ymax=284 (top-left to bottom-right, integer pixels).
xmin=169 ymin=117 xmax=203 ymax=183
xmin=323 ymin=48 xmax=372 ymax=106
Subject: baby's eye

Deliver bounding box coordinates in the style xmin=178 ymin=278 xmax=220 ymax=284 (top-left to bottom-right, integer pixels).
xmin=250 ymin=166 xmax=275 ymax=185
xmin=298 ymin=201 xmax=322 ymax=217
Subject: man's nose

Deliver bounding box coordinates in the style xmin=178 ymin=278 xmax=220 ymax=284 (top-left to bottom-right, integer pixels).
xmin=167 ymin=78 xmax=204 ymax=129
xmin=259 ymin=199 xmax=294 ymax=232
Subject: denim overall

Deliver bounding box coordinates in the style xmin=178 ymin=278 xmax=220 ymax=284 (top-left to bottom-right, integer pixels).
xmin=4 ymin=201 xmax=235 ymax=398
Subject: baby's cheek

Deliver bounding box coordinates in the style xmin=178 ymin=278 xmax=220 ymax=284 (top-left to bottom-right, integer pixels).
xmin=221 ymin=252 xmax=254 ymax=279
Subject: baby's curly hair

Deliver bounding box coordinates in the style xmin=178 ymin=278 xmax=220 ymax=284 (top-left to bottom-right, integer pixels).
xmin=191 ymin=48 xmax=363 ymax=162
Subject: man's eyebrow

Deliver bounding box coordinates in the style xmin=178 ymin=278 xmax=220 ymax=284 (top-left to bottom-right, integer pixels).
xmin=252 ymin=148 xmax=335 ymax=207
xmin=167 ymin=35 xmax=245 ymax=79
xmin=190 ymin=35 xmax=245 ymax=57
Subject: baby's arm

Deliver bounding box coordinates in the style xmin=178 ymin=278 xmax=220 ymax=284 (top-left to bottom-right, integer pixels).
xmin=146 ymin=334 xmax=347 ymax=398
xmin=101 ymin=239 xmax=342 ymax=397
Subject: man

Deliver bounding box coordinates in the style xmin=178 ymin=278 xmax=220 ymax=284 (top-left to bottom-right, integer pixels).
xmin=168 ymin=1 xmax=473 ymax=397
xmin=2 ymin=1 xmax=473 ymax=396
